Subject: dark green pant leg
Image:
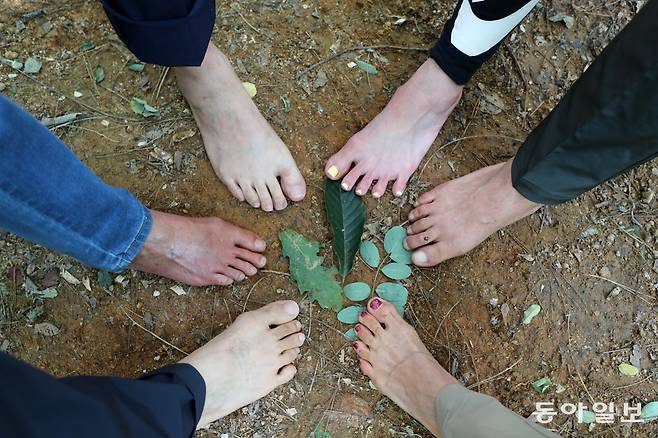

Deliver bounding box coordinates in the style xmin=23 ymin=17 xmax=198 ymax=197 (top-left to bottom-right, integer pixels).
xmin=512 ymin=0 xmax=658 ymax=205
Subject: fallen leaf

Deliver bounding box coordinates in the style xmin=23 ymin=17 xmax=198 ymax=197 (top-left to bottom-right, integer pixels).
xmin=34 ymin=322 xmax=59 ymax=336
xmin=82 ymin=277 xmax=92 ymax=292
xmin=577 ymin=410 xmax=596 ymax=424
xmin=359 ymin=240 xmax=380 ymax=268
xmin=343 ymin=328 xmax=357 ymax=341
xmin=127 ymin=62 xmax=145 ymax=72
xmin=355 ymin=60 xmax=378 ymax=75
xmin=618 ymin=362 xmax=639 ymax=376
xmin=279 ymin=229 xmax=343 ymax=311
xmin=130 ymin=97 xmax=158 ymax=117
xmin=344 ymin=282 xmax=371 ymax=301
xmin=337 ymin=305 xmax=365 ymax=324
xmin=97 ymin=270 xmax=112 ymax=288
xmin=522 ymin=304 xmax=541 ymax=325
xmin=94 ymin=66 xmax=105 ymax=83
xmin=170 ymin=285 xmax=186 ymax=296
xmin=531 ymin=377 xmax=551 ymax=394
xmin=242 ymin=82 xmax=257 ymax=98
xmin=381 ymin=263 xmax=411 ymax=280
xmin=640 ymin=401 xmax=658 ymax=421
xmin=60 ymin=269 xmax=80 ymax=285
xmin=23 ymin=57 xmax=42 ymax=74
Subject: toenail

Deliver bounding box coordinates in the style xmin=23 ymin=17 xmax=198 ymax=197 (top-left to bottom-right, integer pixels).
xmin=341 ymin=182 xmax=349 ymax=190
xmin=408 ymin=212 xmax=415 ymax=221
xmin=373 ymin=192 xmax=381 ymax=198
xmin=355 ymin=324 xmax=361 ymax=332
xmin=360 ymin=311 xmax=368 ymax=318
xmin=413 ymin=251 xmax=428 ymax=264
xmin=327 ymin=165 xmax=339 ymax=178
xmin=403 ymin=239 xmax=410 ymax=250
xmin=370 ymin=299 xmax=382 ymax=310
xmin=288 ymin=185 xmax=306 ymax=200
xmin=255 ymin=239 xmax=266 ymax=251
xmin=284 ymin=301 xmax=298 ymax=315
xmin=352 ymin=343 xmax=358 ymax=349
xmin=295 ymin=321 xmax=302 ymax=330
xmin=395 ymin=190 xmax=403 ymax=197
xmin=356 ymin=189 xmax=363 ymax=195
xmin=298 ymin=333 xmax=305 ymax=341
xmin=259 ymin=256 xmax=267 ymax=266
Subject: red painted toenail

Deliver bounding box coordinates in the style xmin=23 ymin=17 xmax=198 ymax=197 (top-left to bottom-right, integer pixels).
xmin=352 ymin=343 xmax=358 ymax=349
xmin=360 ymin=311 xmax=368 ymax=318
xmin=355 ymin=325 xmax=361 ymax=332
xmin=370 ymin=299 xmax=382 ymax=310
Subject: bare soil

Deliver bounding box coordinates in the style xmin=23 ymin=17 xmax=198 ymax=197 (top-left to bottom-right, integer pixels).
xmin=1 ymin=1 xmax=657 ymax=437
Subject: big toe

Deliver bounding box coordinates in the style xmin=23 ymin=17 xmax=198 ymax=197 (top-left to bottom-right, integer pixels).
xmin=367 ymin=298 xmax=400 ymax=327
xmin=280 ymin=167 xmax=306 ymax=202
xmin=412 ymin=242 xmax=451 ymax=267
xmin=324 ymin=148 xmax=354 ymax=181
xmin=259 ymin=300 xmax=300 ymax=325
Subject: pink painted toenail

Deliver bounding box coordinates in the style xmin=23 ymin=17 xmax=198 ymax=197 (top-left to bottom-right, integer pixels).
xmin=370 ymin=299 xmax=382 ymax=310
xmin=360 ymin=311 xmax=368 ymax=318
xmin=355 ymin=325 xmax=361 ymax=332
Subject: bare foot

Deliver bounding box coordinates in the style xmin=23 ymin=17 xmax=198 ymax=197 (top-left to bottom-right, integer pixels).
xmin=353 ymin=298 xmax=458 ymax=436
xmin=405 ymin=159 xmax=541 ymax=267
xmin=129 ymin=210 xmax=267 ymax=286
xmin=181 ymin=300 xmax=305 ymax=427
xmin=175 ymin=44 xmax=306 ymax=212
xmin=324 ymin=59 xmax=462 ymax=198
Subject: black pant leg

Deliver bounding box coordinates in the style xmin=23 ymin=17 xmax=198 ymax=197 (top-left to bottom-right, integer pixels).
xmin=102 ymin=0 xmax=215 ymax=66
xmin=0 ymin=353 xmax=205 ymax=438
xmin=511 ymin=0 xmax=658 ymax=205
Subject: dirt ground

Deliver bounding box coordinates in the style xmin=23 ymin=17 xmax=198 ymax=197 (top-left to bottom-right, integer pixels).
xmin=1 ymin=1 xmax=657 ymax=437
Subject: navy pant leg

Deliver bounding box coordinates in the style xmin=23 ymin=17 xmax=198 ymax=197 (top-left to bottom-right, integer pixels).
xmin=0 ymin=353 xmax=205 ymax=438
xmin=102 ymin=0 xmax=215 ymax=66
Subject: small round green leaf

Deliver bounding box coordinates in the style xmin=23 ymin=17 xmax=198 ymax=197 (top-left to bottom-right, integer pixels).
xmin=640 ymin=401 xmax=658 ymax=421
xmin=344 ymin=328 xmax=358 ymax=341
xmin=337 ymin=305 xmax=365 ymax=324
xmin=390 ymin=248 xmax=412 ymax=265
xmin=344 ymin=282 xmax=371 ymax=301
xmin=618 ymin=363 xmax=639 ymax=376
xmin=576 ymin=410 xmax=596 ymax=424
xmin=384 ymin=226 xmax=406 ymax=254
xmin=375 ymin=282 xmax=409 ymax=303
xmin=355 ymin=60 xmax=378 ymax=75
xmin=522 ymin=304 xmax=541 ymax=325
xmin=359 ymin=241 xmax=380 ymax=268
xmin=382 ymin=263 xmax=411 ymax=280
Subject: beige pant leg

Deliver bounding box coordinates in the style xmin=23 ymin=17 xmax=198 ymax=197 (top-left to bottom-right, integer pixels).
xmin=435 ymin=384 xmax=560 ymax=437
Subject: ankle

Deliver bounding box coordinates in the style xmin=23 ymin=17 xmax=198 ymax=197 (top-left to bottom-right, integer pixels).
xmin=499 ymin=159 xmax=542 ymax=214
xmin=408 ymin=59 xmax=463 ymax=116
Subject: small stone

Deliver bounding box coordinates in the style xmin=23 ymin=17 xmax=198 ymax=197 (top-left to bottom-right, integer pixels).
xmin=73 ymin=91 xmax=83 ymax=98
xmin=153 ymin=290 xmax=160 ymax=297
xmin=599 ymin=266 xmax=611 ymax=277
xmin=3 ymin=51 xmax=18 ymax=60
xmin=42 ymin=21 xmax=53 ymax=34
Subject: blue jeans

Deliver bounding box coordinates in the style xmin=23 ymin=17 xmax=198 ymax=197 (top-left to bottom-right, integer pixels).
xmin=0 ymin=95 xmax=152 ymax=272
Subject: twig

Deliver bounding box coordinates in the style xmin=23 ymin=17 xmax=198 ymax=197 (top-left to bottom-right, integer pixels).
xmin=609 ymin=375 xmax=652 ymax=390
xmin=586 ymin=274 xmax=655 ymax=302
xmin=261 ymin=269 xmax=290 ymax=276
xmin=296 ymin=45 xmax=428 ymax=79
xmin=153 ymin=66 xmax=170 ymax=100
xmin=122 ymin=308 xmax=188 ymax=355
xmin=60 ymin=125 xmax=120 ymax=143
xmin=467 ymin=359 xmax=521 ymax=389
xmin=243 ymin=277 xmax=266 ymax=313
xmin=432 ymin=299 xmax=462 ymax=343
xmin=232 ymin=4 xmax=261 ymax=34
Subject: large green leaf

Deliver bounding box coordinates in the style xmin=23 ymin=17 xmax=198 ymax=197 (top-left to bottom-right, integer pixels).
xmin=344 ymin=282 xmax=371 ymax=301
xmin=279 ymin=229 xmax=344 ymax=311
xmin=359 ymin=240 xmax=380 ymax=268
xmin=384 ymin=226 xmax=406 ymax=254
xmin=325 ymin=179 xmax=366 ymax=277
xmin=382 ymin=263 xmax=411 ymax=280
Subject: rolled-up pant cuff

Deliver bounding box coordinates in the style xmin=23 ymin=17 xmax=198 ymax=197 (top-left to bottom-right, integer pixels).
xmin=102 ymin=0 xmax=215 ymax=66
xmin=436 ymin=384 xmax=559 ymax=437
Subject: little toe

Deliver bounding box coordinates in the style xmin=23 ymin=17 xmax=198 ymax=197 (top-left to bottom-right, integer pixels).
xmin=279 ymin=332 xmax=305 ymax=351
xmin=260 ymin=300 xmax=300 ymax=326
xmin=267 ymin=180 xmax=288 ymax=211
xmin=368 ymin=298 xmax=400 ymax=327
xmin=280 ymin=166 xmax=306 ymax=202
xmin=255 ymin=183 xmax=274 ymax=212
xmin=412 ymin=242 xmax=452 ymax=267
xmin=239 ymin=182 xmax=261 ymax=209
xmin=272 ymin=320 xmax=301 ymax=339
xmin=371 ymin=179 xmax=390 ymax=199
xmin=212 ymin=274 xmax=234 ymax=286
xmin=355 ymin=174 xmax=375 ymax=196
xmin=392 ymin=174 xmax=411 ymax=197
xmin=225 ymin=180 xmax=245 ymax=202
xmin=341 ymin=166 xmax=364 ymax=192
xmin=229 ymin=259 xmax=258 ymax=277
xmin=354 ymin=323 xmax=375 ymax=345
xmin=277 ymin=364 xmax=297 ymax=383
xmin=358 ymin=358 xmax=375 ymax=378
xmin=222 ymin=266 xmax=246 ymax=282
xmin=416 ymin=190 xmax=436 ymax=206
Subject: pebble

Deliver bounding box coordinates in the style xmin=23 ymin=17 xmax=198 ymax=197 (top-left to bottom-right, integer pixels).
xmin=599 ymin=266 xmax=611 ymax=277
xmin=3 ymin=50 xmax=17 ymax=59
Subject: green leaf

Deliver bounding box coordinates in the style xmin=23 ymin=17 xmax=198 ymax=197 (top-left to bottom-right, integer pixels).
xmin=576 ymin=410 xmax=596 ymax=424
xmin=384 ymin=226 xmax=406 ymax=254
xmin=640 ymin=401 xmax=658 ymax=421
xmin=23 ymin=57 xmax=42 ymax=74
xmin=359 ymin=240 xmax=380 ymax=268
xmin=376 ymin=282 xmax=408 ymax=303
xmin=97 ymin=271 xmax=112 ymax=288
xmin=130 ymin=97 xmax=159 ymax=118
xmin=337 ymin=305 xmax=365 ymax=324
xmin=279 ymin=229 xmax=343 ymax=311
xmin=80 ymin=42 xmax=95 ymax=51
xmin=531 ymin=377 xmax=551 ymax=394
xmin=94 ymin=66 xmax=105 ymax=83
xmin=618 ymin=363 xmax=639 ymax=376
xmin=355 ymin=60 xmax=378 ymax=75
xmin=343 ymin=328 xmax=357 ymax=341
xmin=128 ymin=62 xmax=145 ymax=72
xmin=344 ymin=282 xmax=371 ymax=301
xmin=382 ymin=263 xmax=411 ymax=280
xmin=325 ymin=179 xmax=365 ymax=277
xmin=390 ymin=248 xmax=412 ymax=265
xmin=522 ymin=304 xmax=541 ymax=325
